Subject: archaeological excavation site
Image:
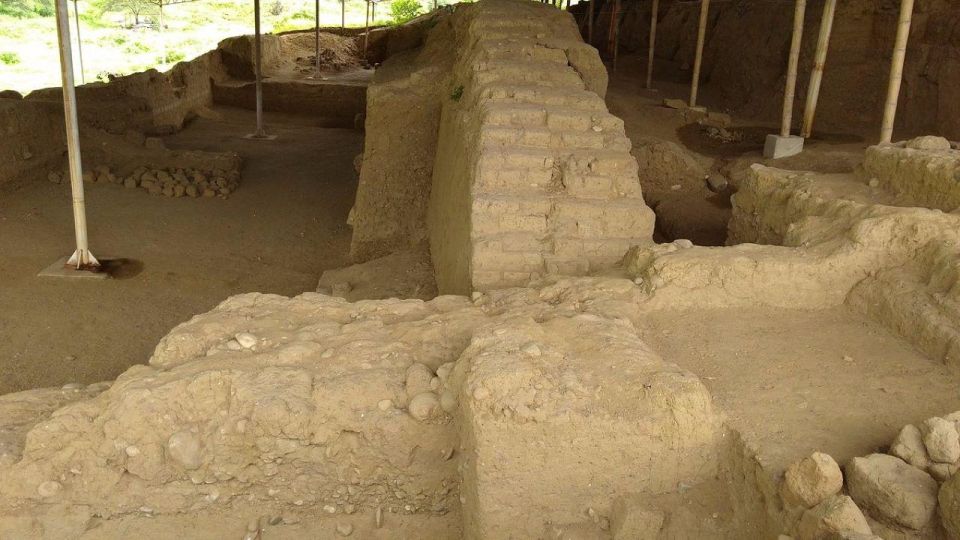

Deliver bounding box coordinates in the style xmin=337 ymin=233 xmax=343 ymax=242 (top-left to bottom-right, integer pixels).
xmin=2 ymin=0 xmax=960 ymax=538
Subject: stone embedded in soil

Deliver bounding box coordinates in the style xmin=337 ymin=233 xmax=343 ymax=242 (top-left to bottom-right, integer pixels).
xmin=185 ymin=185 xmax=198 ymax=198
xmin=846 ymin=454 xmax=939 ymax=530
xmin=336 ymin=522 xmax=354 ymax=536
xmin=796 ymin=494 xmax=872 ymax=540
xmin=166 ymin=430 xmax=203 ymax=470
xmin=610 ymin=495 xmax=664 ymax=540
xmin=905 ymin=136 xmax=951 ymax=152
xmin=782 ymin=452 xmax=844 ymax=508
xmin=405 ymin=362 xmax=434 ymax=398
xmin=407 ymin=391 xmax=440 ymax=421
xmin=890 ymin=424 xmax=930 ymax=469
xmin=928 ymin=462 xmax=959 ymax=483
xmin=940 ymin=472 xmax=960 ymax=538
xmin=36 ymin=480 xmax=62 ymax=498
xmin=123 ymin=177 xmax=138 ymax=189
xmin=47 ymin=171 xmax=62 ymax=184
xmin=920 ymin=417 xmax=960 ymax=464
xmin=235 ymin=332 xmax=257 ymax=349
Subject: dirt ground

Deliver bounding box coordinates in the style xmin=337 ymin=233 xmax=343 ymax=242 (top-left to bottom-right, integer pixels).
xmin=0 ymin=107 xmax=361 ymax=395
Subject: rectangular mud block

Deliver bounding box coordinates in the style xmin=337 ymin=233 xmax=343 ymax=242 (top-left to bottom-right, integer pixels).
xmin=763 ymin=134 xmax=804 ymax=159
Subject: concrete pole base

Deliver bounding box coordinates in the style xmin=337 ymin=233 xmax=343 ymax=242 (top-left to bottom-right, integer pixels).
xmin=38 ymin=256 xmax=110 ymax=280
xmin=243 ymin=133 xmax=278 ymax=141
xmin=763 ymin=134 xmax=804 ymax=159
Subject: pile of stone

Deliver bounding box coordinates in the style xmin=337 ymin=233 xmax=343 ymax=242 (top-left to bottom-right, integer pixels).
xmin=49 ymin=165 xmax=241 ymax=199
xmin=780 ymin=412 xmax=960 ymax=540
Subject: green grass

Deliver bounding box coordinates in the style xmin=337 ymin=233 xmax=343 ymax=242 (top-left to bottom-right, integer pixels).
xmin=0 ymin=0 xmax=460 ymax=94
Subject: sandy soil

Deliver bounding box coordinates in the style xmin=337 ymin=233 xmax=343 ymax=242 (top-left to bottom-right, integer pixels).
xmin=641 ymin=306 xmax=960 ymax=473
xmin=0 ymin=107 xmax=361 ymax=395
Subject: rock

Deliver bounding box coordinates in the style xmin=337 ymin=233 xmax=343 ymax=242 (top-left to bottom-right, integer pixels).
xmin=144 ymin=137 xmax=166 ymax=150
xmin=407 ymin=392 xmax=439 ymax=421
xmin=166 ymin=431 xmax=203 ymax=470
xmin=123 ymin=177 xmax=138 ymax=189
xmin=846 ymin=454 xmax=938 ymax=530
xmin=173 ymin=185 xmax=186 ymax=197
xmin=673 ymin=239 xmax=694 ymax=249
xmin=928 ymin=462 xmax=959 ymax=482
xmin=405 ymin=363 xmax=434 ymax=398
xmin=439 ymin=390 xmax=457 ymax=413
xmin=905 ymin=136 xmax=951 ymax=152
xmin=377 ymin=399 xmax=392 ymax=411
xmin=889 ymin=425 xmax=930 ymax=469
xmin=520 ymin=342 xmax=542 ymax=357
xmin=701 ymin=111 xmax=732 ymax=129
xmin=185 ymin=185 xmax=198 ymax=198
xmin=37 ymin=480 xmax=62 ymax=498
xmin=782 ymin=452 xmax=844 ymax=508
xmin=162 ymin=186 xmax=174 ymax=197
xmin=662 ymin=98 xmax=687 ymax=110
xmin=336 ymin=522 xmax=353 ymax=536
xmin=610 ymin=495 xmax=664 ymax=540
xmin=920 ymin=417 xmax=960 ymax=463
xmin=940 ymin=472 xmax=960 ymax=538
xmin=706 ymin=173 xmax=729 ymax=193
xmin=203 ymin=188 xmax=216 ymax=197
xmin=47 ymin=171 xmax=62 ymax=184
xmin=147 ymin=184 xmax=162 ymax=196
xmin=796 ymin=495 xmax=872 ymax=540
xmin=235 ymin=333 xmax=257 ymax=349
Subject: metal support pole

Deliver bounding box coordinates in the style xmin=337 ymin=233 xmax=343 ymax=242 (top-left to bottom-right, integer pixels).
xmin=72 ymin=0 xmax=85 ymax=84
xmin=363 ymin=0 xmax=370 ymax=60
xmin=254 ymin=0 xmax=265 ymax=137
xmin=880 ymin=0 xmax=914 ymax=144
xmin=646 ymin=0 xmax=658 ymax=89
xmin=801 ymin=0 xmax=836 ymax=139
xmin=341 ymin=0 xmax=345 ymax=29
xmin=780 ymin=0 xmax=806 ymax=137
xmin=371 ymin=1 xmax=376 ymax=22
xmin=314 ymin=0 xmax=320 ymax=74
xmin=55 ymin=0 xmax=98 ymax=269
xmin=587 ymin=0 xmax=594 ymax=45
xmin=689 ymin=0 xmax=710 ymax=108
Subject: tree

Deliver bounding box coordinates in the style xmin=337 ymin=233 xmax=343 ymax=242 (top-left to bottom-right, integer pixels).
xmin=390 ymin=0 xmax=420 ymax=24
xmin=0 ymin=0 xmax=54 ymax=17
xmin=145 ymin=0 xmax=196 ymax=30
xmin=95 ymin=0 xmax=155 ymax=25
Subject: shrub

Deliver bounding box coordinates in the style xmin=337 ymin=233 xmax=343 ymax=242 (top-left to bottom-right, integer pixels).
xmin=390 ymin=0 xmax=421 ymax=24
xmin=0 ymin=51 xmax=21 ymax=65
xmin=156 ymin=50 xmax=185 ymax=64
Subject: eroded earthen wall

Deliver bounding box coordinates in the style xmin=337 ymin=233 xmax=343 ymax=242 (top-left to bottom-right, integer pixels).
xmin=427 ymin=0 xmax=655 ymax=294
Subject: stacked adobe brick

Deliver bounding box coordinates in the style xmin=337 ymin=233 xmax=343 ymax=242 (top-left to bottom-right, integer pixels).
xmin=428 ymin=0 xmax=655 ymax=294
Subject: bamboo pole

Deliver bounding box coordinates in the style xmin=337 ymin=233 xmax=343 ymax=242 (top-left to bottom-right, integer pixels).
xmin=880 ymin=0 xmax=914 ymax=144
xmin=800 ymin=0 xmax=836 ymax=139
xmin=780 ymin=0 xmax=806 ymax=137
xmin=646 ymin=0 xmax=659 ymax=89
xmin=55 ymin=0 xmax=98 ymax=268
xmin=689 ymin=0 xmax=710 ymax=108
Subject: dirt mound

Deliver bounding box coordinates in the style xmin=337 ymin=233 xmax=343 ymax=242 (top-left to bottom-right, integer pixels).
xmin=276 ymin=31 xmax=362 ymax=75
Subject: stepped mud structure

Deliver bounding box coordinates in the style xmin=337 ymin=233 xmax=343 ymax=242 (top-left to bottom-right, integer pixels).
xmin=1 ymin=0 xmax=960 ymax=539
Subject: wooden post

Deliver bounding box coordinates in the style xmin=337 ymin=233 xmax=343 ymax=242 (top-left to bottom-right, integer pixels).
xmin=587 ymin=0 xmax=594 ymax=45
xmin=689 ymin=0 xmax=710 ymax=108
xmin=801 ymin=0 xmax=837 ymax=139
xmin=363 ymin=0 xmax=370 ymax=60
xmin=612 ymin=0 xmax=621 ymax=72
xmin=880 ymin=0 xmax=914 ymax=144
xmin=646 ymin=0 xmax=659 ymax=89
xmin=780 ymin=0 xmax=806 ymax=137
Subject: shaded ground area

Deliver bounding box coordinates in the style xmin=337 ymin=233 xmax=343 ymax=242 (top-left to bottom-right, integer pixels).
xmin=0 ymin=107 xmax=362 ymax=394
xmin=605 ymin=53 xmax=869 ymax=246
xmin=641 ymin=306 xmax=960 ymax=473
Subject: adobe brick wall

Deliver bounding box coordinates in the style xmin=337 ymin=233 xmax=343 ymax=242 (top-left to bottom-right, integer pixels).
xmin=427 ymin=0 xmax=655 ymax=294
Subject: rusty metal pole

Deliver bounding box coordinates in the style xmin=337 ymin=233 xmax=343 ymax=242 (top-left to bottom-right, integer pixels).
xmin=880 ymin=0 xmax=914 ymax=144
xmin=689 ymin=0 xmax=710 ymax=108
xmin=801 ymin=0 xmax=837 ymax=139
xmin=780 ymin=0 xmax=806 ymax=137
xmin=55 ymin=0 xmax=98 ymax=270
xmin=646 ymin=0 xmax=659 ymax=89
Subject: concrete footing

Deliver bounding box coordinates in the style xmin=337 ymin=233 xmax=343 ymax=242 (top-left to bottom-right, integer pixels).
xmin=38 ymin=257 xmax=109 ymax=280
xmin=764 ymin=134 xmax=804 ymax=159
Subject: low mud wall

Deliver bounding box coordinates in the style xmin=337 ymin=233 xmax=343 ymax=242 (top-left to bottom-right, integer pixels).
xmin=212 ymin=80 xmax=365 ymax=127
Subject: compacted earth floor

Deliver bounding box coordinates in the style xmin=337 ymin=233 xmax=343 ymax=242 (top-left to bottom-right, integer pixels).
xmin=0 ymin=107 xmax=362 ymax=394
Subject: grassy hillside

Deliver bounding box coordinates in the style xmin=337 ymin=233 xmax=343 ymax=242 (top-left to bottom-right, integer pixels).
xmin=0 ymin=0 xmax=441 ymax=93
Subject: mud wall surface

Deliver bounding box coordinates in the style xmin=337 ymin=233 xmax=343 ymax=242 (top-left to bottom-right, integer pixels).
xmin=426 ymin=0 xmax=654 ymax=294
xmin=0 ymin=99 xmax=66 ymax=187
xmin=609 ymin=0 xmax=960 ymax=139
xmin=212 ymin=80 xmax=366 ymax=127
xmin=348 ymin=12 xmax=456 ymax=262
